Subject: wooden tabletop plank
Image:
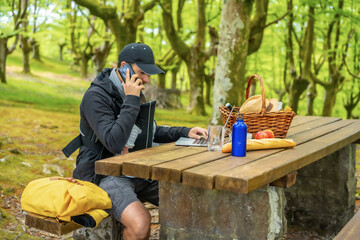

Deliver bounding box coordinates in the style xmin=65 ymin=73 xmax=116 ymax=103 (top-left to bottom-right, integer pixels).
xmin=122 ymin=146 xmax=207 ymax=179
xmin=182 ymin=119 xmax=353 ymax=190
xmin=182 ymin=149 xmax=280 ymax=189
xmin=215 ymin=120 xmax=360 ymax=194
xmin=287 ymin=116 xmax=341 ymax=136
xmin=333 ymin=210 xmax=360 ymax=240
xmin=95 ymin=143 xmax=183 ymax=176
xmin=290 ymin=115 xmax=320 ymax=127
xmin=152 ymin=151 xmax=228 ymax=182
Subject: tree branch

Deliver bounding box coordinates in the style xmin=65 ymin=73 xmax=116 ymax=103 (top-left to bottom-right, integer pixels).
xmin=311 ymin=72 xmax=330 ymax=87
xmin=264 ymin=10 xmax=290 ymax=29
xmin=248 ymin=0 xmax=269 ymax=55
xmin=73 ymin=0 xmax=116 ymax=22
xmin=78 ymin=7 xmax=103 ymax=38
xmin=313 ymin=54 xmax=325 ymax=75
xmin=344 ymin=60 xmax=360 ymax=79
xmin=203 ymin=26 xmax=219 ymax=60
xmin=8 ymin=35 xmax=20 ymax=54
xmin=159 ymin=0 xmax=189 ymax=59
xmin=133 ymin=0 xmax=159 ymax=26
xmin=340 ymin=28 xmax=359 ymax=78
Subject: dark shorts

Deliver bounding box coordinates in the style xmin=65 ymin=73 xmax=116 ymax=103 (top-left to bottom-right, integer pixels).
xmin=98 ymin=176 xmax=158 ymax=222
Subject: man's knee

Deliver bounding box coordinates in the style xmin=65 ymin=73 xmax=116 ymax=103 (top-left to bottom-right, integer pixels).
xmin=129 ymin=213 xmax=151 ymax=239
xmin=121 ymin=201 xmax=151 ymax=240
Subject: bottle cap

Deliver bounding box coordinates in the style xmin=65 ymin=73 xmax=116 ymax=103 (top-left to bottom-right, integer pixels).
xmin=237 ymin=113 xmax=244 ymax=120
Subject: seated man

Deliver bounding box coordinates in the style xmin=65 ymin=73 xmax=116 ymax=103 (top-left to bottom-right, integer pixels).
xmin=63 ymin=42 xmax=207 ymax=240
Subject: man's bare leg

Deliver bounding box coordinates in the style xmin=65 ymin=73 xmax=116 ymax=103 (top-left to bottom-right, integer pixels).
xmin=121 ymin=201 xmax=151 ymax=240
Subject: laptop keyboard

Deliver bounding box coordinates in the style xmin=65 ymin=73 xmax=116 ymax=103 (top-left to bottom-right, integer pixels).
xmin=193 ymin=138 xmax=208 ymax=145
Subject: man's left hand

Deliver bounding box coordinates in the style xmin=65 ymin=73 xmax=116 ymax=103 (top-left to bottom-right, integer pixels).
xmin=188 ymin=127 xmax=208 ymax=140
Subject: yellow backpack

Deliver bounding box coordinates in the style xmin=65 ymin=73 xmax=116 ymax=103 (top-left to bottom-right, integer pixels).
xmin=21 ymin=177 xmax=112 ymax=227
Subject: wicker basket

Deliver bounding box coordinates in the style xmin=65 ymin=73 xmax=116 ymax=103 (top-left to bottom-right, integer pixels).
xmin=219 ymin=74 xmax=296 ymax=139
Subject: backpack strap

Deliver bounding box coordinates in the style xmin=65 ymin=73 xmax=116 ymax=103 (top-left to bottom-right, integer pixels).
xmin=62 ymin=120 xmax=103 ymax=158
xmin=62 ymin=94 xmax=123 ymax=158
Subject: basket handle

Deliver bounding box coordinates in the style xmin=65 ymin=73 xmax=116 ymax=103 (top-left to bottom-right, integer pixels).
xmin=245 ymin=74 xmax=267 ymax=114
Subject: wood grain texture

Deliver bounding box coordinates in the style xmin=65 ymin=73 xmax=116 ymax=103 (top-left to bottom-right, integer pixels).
xmin=333 ymin=210 xmax=360 ymax=240
xmin=152 ymin=151 xmax=226 ymax=182
xmin=95 ymin=143 xmax=183 ymax=176
xmin=182 ymin=118 xmax=351 ymax=190
xmin=290 ymin=115 xmax=320 ymax=127
xmin=215 ymin=120 xmax=360 ymax=193
xmin=122 ymin=146 xmax=207 ymax=179
xmin=25 ymin=212 xmax=82 ymax=235
xmin=286 ymin=116 xmax=341 ymax=136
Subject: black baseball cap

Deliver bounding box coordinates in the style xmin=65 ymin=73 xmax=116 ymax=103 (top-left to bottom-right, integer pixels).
xmin=118 ymin=42 xmax=164 ymax=75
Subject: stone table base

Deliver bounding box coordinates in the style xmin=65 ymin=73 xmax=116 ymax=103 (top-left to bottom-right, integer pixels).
xmin=285 ymin=144 xmax=357 ymax=235
xmin=159 ymin=182 xmax=286 ymax=240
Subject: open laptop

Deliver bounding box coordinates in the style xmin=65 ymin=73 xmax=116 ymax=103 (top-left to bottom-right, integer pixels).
xmin=175 ymin=137 xmax=208 ymax=147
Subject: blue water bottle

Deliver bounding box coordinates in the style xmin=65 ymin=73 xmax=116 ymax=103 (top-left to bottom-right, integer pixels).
xmin=231 ymin=114 xmax=247 ymax=157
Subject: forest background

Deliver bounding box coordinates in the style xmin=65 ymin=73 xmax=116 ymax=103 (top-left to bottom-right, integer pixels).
xmin=0 ymin=0 xmax=360 ymax=239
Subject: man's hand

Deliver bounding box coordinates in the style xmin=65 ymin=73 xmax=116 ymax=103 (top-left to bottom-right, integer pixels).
xmin=122 ymin=146 xmax=129 ymax=154
xmin=188 ymin=127 xmax=208 ymax=140
xmin=123 ymin=68 xmax=145 ymax=97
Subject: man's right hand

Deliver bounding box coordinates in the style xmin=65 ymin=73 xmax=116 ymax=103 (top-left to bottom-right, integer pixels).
xmin=122 ymin=69 xmax=145 ymax=97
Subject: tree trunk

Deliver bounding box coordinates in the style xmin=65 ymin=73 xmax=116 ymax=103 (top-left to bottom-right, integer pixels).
xmin=92 ymin=40 xmax=112 ymax=75
xmin=158 ymin=73 xmax=166 ymax=88
xmin=160 ymin=0 xmax=207 ymax=115
xmin=81 ymin=54 xmax=91 ymax=78
xmin=322 ymin=83 xmax=338 ymax=116
xmin=30 ymin=38 xmax=41 ymax=61
xmin=170 ymin=59 xmax=181 ymax=90
xmin=59 ymin=43 xmax=67 ymax=61
xmin=321 ymin=0 xmax=345 ymax=117
xmin=0 ymin=38 xmax=8 ymax=84
xmin=171 ymin=69 xmax=178 ymax=90
xmin=286 ymin=2 xmax=316 ymax=114
xmin=211 ymin=0 xmax=254 ymax=122
xmin=306 ymin=83 xmax=316 ymax=115
xmin=20 ymin=35 xmax=31 ymax=74
xmin=186 ymin=47 xmax=206 ymax=115
xmin=204 ymin=72 xmax=214 ymax=106
xmin=303 ymin=6 xmax=316 ymax=115
xmin=20 ymin=0 xmax=30 ymax=74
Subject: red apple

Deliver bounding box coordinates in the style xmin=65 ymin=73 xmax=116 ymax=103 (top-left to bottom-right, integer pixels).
xmin=255 ymin=131 xmax=269 ymax=139
xmin=263 ymin=129 xmax=275 ymax=138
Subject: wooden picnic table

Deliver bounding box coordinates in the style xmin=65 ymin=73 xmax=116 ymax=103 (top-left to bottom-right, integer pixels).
xmin=95 ymin=116 xmax=360 ymax=239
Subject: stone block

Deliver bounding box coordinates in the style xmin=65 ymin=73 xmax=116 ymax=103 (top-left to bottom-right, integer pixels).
xmin=159 ymin=182 xmax=286 ymax=240
xmin=285 ymin=144 xmax=356 ymax=235
xmin=73 ymin=217 xmax=123 ymax=240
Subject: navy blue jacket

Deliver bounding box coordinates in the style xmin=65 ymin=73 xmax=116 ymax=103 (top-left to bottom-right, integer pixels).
xmin=72 ymin=68 xmax=190 ymax=182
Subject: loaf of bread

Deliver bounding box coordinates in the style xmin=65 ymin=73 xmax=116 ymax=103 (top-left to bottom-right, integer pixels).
xmin=240 ymin=95 xmax=270 ymax=113
xmin=222 ymin=138 xmax=296 ymax=153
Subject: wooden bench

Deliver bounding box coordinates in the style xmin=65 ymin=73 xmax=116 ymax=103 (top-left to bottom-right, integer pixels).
xmin=333 ymin=210 xmax=360 ymax=240
xmin=25 ymin=212 xmax=82 ymax=235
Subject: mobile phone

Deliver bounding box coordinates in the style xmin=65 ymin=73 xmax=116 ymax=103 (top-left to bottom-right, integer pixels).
xmin=118 ymin=63 xmax=135 ymax=83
